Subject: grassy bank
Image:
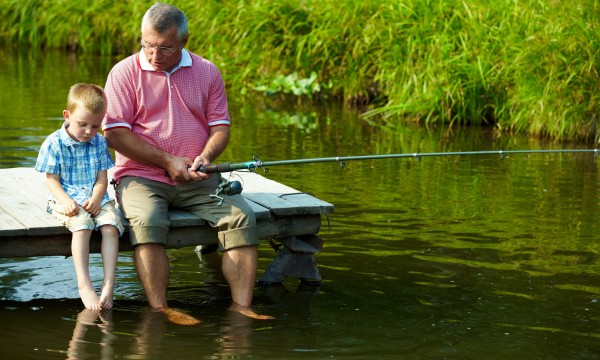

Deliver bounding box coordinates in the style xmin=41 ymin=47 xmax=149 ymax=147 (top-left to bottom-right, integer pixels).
xmin=1 ymin=0 xmax=599 ymax=142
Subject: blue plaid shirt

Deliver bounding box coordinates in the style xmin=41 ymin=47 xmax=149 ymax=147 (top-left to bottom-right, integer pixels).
xmin=35 ymin=122 xmax=114 ymax=211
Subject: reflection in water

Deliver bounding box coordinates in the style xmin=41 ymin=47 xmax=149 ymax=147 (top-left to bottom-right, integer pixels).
xmin=67 ymin=309 xmax=115 ymax=360
xmin=215 ymin=308 xmax=255 ymax=357
xmin=130 ymin=309 xmax=169 ymax=358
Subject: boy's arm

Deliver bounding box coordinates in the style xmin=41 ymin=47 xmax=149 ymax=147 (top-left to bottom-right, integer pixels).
xmin=45 ymin=173 xmax=79 ymax=216
xmin=83 ymin=170 xmax=108 ymax=216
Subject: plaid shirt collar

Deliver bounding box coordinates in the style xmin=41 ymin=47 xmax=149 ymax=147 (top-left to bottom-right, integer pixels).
xmin=59 ymin=121 xmax=98 ymax=146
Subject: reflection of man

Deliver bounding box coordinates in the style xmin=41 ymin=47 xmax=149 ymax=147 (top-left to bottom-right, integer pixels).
xmin=130 ymin=306 xmax=255 ymax=357
xmin=217 ymin=309 xmax=255 ymax=356
xmin=102 ymin=3 xmax=270 ymax=324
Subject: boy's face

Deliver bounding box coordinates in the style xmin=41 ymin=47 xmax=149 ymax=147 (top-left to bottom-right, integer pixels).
xmin=63 ymin=108 xmax=103 ymax=142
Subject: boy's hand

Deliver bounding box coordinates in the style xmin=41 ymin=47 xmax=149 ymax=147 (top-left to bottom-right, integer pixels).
xmin=82 ymin=199 xmax=101 ymax=216
xmin=62 ymin=199 xmax=80 ymax=217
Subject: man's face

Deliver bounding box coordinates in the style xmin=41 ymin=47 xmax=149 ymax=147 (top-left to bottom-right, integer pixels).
xmin=140 ymin=25 xmax=186 ymax=72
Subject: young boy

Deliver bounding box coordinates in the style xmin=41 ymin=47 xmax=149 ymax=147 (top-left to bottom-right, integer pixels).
xmin=35 ymin=83 xmax=124 ymax=311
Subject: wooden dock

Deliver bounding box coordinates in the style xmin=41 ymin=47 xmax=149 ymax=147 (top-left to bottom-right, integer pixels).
xmin=0 ymin=167 xmax=334 ymax=284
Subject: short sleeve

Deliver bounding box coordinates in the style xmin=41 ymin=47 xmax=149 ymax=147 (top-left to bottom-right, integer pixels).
xmin=103 ymin=56 xmax=137 ymax=130
xmin=206 ymin=63 xmax=230 ymax=127
xmin=97 ymin=136 xmax=115 ymax=170
xmin=34 ymin=136 xmax=61 ymax=174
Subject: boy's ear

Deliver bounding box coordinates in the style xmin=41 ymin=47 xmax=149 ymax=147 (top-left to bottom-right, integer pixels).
xmin=63 ymin=110 xmax=70 ymax=121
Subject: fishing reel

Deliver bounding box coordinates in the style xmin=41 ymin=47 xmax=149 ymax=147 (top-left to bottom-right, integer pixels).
xmin=210 ymin=178 xmax=243 ymax=206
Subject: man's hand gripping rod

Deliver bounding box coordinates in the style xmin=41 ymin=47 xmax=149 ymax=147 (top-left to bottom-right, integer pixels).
xmin=195 ymin=155 xmax=263 ymax=174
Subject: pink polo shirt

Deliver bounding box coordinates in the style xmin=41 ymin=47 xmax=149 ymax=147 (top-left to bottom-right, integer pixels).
xmin=102 ymin=49 xmax=230 ymax=185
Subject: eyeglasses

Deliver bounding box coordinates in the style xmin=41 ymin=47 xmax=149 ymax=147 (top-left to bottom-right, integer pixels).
xmin=140 ymin=42 xmax=178 ymax=56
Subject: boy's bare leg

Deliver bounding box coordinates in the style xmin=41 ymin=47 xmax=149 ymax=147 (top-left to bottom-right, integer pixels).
xmin=223 ymin=246 xmax=274 ymax=320
xmin=71 ymin=230 xmax=101 ymax=311
xmin=134 ymin=243 xmax=200 ymax=325
xmin=99 ymin=225 xmax=119 ymax=310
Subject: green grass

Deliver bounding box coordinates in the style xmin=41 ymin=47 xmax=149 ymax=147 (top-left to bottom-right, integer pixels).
xmin=1 ymin=0 xmax=599 ymax=142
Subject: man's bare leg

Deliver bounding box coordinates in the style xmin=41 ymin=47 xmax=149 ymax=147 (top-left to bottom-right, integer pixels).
xmin=135 ymin=243 xmax=169 ymax=308
xmin=134 ymin=243 xmax=200 ymax=325
xmin=223 ymin=246 xmax=274 ymax=320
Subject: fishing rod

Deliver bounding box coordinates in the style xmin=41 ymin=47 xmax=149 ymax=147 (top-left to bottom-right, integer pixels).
xmin=197 ymin=149 xmax=599 ymax=174
xmin=202 ymin=148 xmax=599 ymax=204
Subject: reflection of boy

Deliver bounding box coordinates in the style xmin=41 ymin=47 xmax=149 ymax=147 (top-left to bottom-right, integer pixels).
xmin=35 ymin=83 xmax=124 ymax=311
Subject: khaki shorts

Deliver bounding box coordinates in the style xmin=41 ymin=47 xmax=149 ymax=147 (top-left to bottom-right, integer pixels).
xmin=49 ymin=200 xmax=124 ymax=236
xmin=116 ymin=176 xmax=258 ymax=251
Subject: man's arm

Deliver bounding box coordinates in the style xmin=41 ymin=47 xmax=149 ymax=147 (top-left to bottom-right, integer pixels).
xmin=189 ymin=126 xmax=230 ymax=181
xmin=104 ymin=128 xmax=192 ymax=182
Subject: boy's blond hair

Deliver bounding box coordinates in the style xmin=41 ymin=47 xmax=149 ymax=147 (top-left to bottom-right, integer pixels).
xmin=66 ymin=83 xmax=107 ymax=114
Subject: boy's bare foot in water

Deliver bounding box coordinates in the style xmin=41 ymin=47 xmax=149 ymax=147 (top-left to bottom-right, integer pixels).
xmin=99 ymin=281 xmax=115 ymax=310
xmin=76 ymin=308 xmax=100 ymax=325
xmin=229 ymin=303 xmax=275 ymax=320
xmin=159 ymin=307 xmax=201 ymax=325
xmin=78 ymin=285 xmax=101 ymax=311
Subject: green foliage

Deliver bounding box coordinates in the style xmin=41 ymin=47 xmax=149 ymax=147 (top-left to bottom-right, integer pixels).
xmin=253 ymin=71 xmax=326 ymax=96
xmin=1 ymin=0 xmax=599 ymax=142
xmin=0 ymin=0 xmax=145 ymax=54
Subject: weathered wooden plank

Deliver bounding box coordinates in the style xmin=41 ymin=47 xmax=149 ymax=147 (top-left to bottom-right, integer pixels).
xmin=240 ymin=199 xmax=272 ymax=220
xmin=223 ymin=171 xmax=334 ymax=216
xmin=0 ymin=179 xmax=68 ymax=236
xmin=1 ymin=168 xmax=49 ymax=211
xmin=0 ymin=208 xmax=27 ymax=236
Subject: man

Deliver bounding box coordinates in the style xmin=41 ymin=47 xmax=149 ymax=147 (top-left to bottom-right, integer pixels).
xmin=102 ymin=3 xmax=268 ymax=324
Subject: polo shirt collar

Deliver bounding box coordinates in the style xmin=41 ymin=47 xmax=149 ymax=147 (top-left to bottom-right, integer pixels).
xmin=139 ymin=49 xmax=192 ymax=74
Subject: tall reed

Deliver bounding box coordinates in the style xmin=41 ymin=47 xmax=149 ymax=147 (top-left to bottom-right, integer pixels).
xmin=1 ymin=0 xmax=598 ymax=142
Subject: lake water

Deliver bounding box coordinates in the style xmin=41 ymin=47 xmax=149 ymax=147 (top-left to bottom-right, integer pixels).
xmin=1 ymin=48 xmax=599 ymax=359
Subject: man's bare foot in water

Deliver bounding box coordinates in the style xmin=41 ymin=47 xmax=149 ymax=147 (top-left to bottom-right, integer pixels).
xmin=159 ymin=307 xmax=201 ymax=325
xmin=229 ymin=303 xmax=275 ymax=320
xmin=78 ymin=286 xmax=101 ymax=311
xmin=99 ymin=281 xmax=114 ymax=310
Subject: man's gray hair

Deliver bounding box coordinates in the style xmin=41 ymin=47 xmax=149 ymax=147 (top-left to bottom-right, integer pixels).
xmin=141 ymin=2 xmax=189 ymax=41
